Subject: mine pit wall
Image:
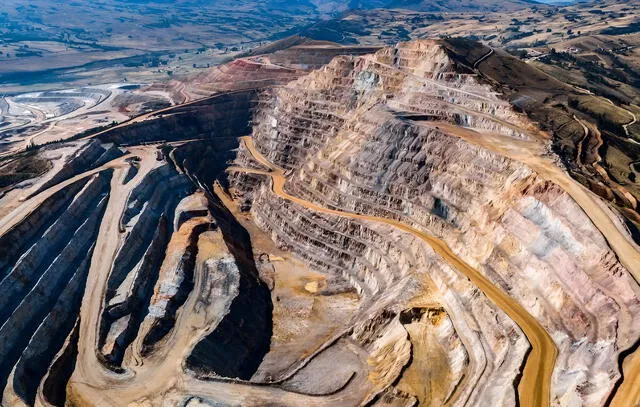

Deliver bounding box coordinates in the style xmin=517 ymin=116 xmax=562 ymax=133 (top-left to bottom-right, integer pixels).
xmin=442 ymin=39 xmax=640 ymax=240
xmin=230 ymin=40 xmax=640 ymax=405
xmin=30 ymin=140 xmax=122 ymax=198
xmin=0 ymin=180 xmax=109 ymax=404
xmin=0 ymin=172 xmax=111 ymax=327
xmin=396 ymin=306 xmax=468 ymax=402
xmin=173 ymin=138 xmax=241 ymax=190
xmin=121 ymin=165 xmax=176 ymax=226
xmin=122 ymin=162 xmax=138 ymax=185
xmin=97 ymin=90 xmax=258 ymax=146
xmin=101 ymin=216 xmax=169 ymax=367
xmin=175 ymin=208 xmax=209 ymax=231
xmin=0 ymin=176 xmax=89 ymax=279
xmin=6 ymin=251 xmax=90 ymax=406
xmin=184 ymin=256 xmax=271 ymax=381
xmin=99 ymin=165 xmax=195 ymax=367
xmin=231 ymin=170 xmax=528 ymax=404
xmin=246 ymin=183 xmax=412 ymax=299
xmin=106 ymin=167 xmax=193 ymax=301
xmin=95 ymin=125 xmax=255 ymax=361
xmin=141 ymin=222 xmax=212 ymax=354
xmin=350 ymin=310 xmax=412 ymax=396
xmin=184 ymin=193 xmax=272 ymax=381
xmin=246 ymin=110 xmax=640 ymax=403
xmin=39 ymin=319 xmax=80 ymax=407
xmin=386 ymin=220 xmax=529 ymax=407
xmin=250 ymin=55 xmax=528 ymax=177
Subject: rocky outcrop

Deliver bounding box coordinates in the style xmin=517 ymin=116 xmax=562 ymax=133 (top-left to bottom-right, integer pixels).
xmin=185 ymin=195 xmax=273 ymax=381
xmin=141 ymin=218 xmax=212 ymax=354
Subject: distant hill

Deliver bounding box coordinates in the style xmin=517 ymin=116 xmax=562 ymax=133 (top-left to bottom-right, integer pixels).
xmin=348 ymin=0 xmax=541 ymax=12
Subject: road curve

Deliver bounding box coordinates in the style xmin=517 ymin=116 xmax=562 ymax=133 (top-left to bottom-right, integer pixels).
xmin=232 ymin=136 xmax=557 ymax=407
xmin=610 ymin=347 xmax=640 ymax=407
xmin=473 ymin=47 xmax=494 ymax=69
xmin=0 ymin=153 xmax=133 ymax=236
xmin=421 ymin=122 xmax=640 ymax=407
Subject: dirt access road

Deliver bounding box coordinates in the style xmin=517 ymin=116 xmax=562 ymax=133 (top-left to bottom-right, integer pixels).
xmin=426 ymin=121 xmax=640 ymax=407
xmin=233 ymin=136 xmax=557 ymax=407
xmin=0 ymin=153 xmax=135 ymax=236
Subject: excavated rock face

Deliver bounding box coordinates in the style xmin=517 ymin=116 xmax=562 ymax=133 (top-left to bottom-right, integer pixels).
xmin=0 ymin=169 xmax=111 ymax=406
xmin=0 ymin=39 xmax=639 ymax=407
xmin=231 ymin=39 xmax=640 ymax=406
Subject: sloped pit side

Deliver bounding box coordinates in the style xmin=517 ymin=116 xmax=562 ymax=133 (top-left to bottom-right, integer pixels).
xmin=0 ymin=172 xmax=112 ymax=326
xmin=141 ymin=222 xmax=213 ymax=355
xmin=0 ymin=177 xmax=109 ymax=402
xmin=97 ymin=90 xmax=258 ymax=146
xmin=0 ymin=176 xmax=90 ymax=279
xmin=172 ymin=138 xmax=241 ymax=190
xmin=6 ymin=255 xmax=92 ymax=405
xmin=39 ymin=319 xmax=80 ymax=407
xmin=185 ymin=194 xmax=272 ymax=380
xmin=98 ymin=164 xmax=196 ymax=368
xmin=120 ymin=165 xmax=175 ymax=226
xmin=29 ymin=140 xmax=122 ymax=198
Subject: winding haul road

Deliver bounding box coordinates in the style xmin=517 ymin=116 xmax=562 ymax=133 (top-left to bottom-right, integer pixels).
xmin=0 ymin=153 xmax=134 ymax=237
xmin=65 ymin=144 xmax=375 ymax=407
xmin=473 ymin=47 xmax=494 ymax=69
xmin=1 ymin=52 xmax=636 ymax=403
xmin=425 ymin=122 xmax=640 ymax=407
xmin=232 ymin=136 xmax=557 ymax=407
xmin=236 ymin=122 xmax=640 ymax=406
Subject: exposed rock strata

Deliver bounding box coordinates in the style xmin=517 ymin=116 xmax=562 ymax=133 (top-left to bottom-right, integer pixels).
xmin=97 ymin=91 xmax=258 ymax=146
xmin=29 ymin=140 xmax=122 ymax=197
xmin=0 ymin=170 xmax=110 ymax=402
xmin=230 ymin=40 xmax=640 ymax=405
xmin=0 ymin=38 xmax=638 ymax=407
xmin=99 ymin=163 xmax=194 ymax=367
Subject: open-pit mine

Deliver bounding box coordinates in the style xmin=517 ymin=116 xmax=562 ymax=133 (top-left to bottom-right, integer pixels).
xmin=1 ymin=37 xmax=640 ymax=407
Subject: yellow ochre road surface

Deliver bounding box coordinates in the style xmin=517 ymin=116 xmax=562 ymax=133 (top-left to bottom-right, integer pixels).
xmin=231 ymin=136 xmax=557 ymax=407
xmin=611 ymin=347 xmax=640 ymax=407
xmin=425 ymin=122 xmax=640 ymax=407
